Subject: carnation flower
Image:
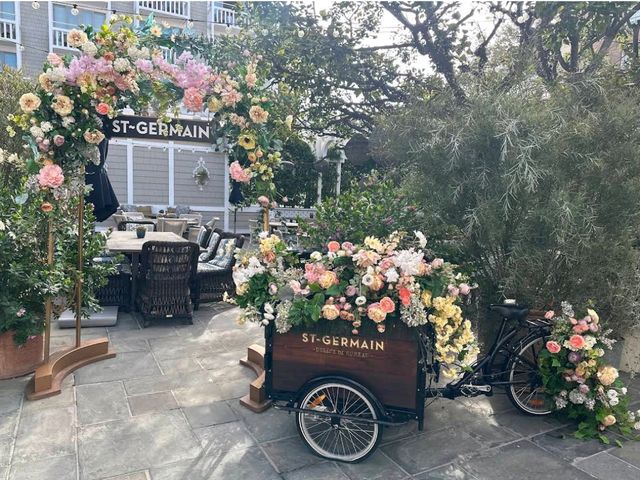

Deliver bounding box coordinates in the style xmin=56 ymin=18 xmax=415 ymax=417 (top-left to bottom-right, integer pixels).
xmin=19 ymin=93 xmax=41 ymax=113
xmin=394 ymin=249 xmax=424 ymax=276
xmin=221 ymin=88 xmax=243 ymax=107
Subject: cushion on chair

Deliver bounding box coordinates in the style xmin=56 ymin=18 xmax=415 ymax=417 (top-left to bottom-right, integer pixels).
xmin=206 ymin=238 xmax=236 ymax=270
xmin=196 ymin=226 xmax=211 ymax=248
xmin=197 ymin=262 xmax=227 ymax=273
xmin=198 ymin=231 xmax=221 ymax=262
xmin=137 ymin=205 xmax=153 ymax=216
xmin=175 ymin=205 xmax=191 ymax=216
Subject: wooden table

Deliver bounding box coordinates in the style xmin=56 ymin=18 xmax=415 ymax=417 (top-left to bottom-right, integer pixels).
xmin=105 ymin=231 xmax=187 ymax=311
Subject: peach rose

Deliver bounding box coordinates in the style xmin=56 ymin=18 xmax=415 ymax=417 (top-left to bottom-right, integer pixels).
xmin=40 ymin=202 xmax=53 ymax=213
xmin=249 ymin=105 xmax=269 ymax=124
xmin=51 ymin=95 xmax=74 ymax=116
xmin=19 ymin=93 xmax=41 ymax=113
xmin=369 ymin=274 xmax=385 ymax=292
xmin=597 ymin=366 xmax=619 ymax=386
xmin=327 ymin=241 xmax=340 ymax=253
xmin=379 ymin=297 xmax=395 ymax=314
xmin=83 ymin=129 xmax=105 ymax=144
xmin=602 ymin=415 xmax=616 ymax=427
xmin=546 ymin=341 xmax=561 ymax=354
xmin=96 ymin=102 xmax=110 ymax=116
xmin=367 ymin=303 xmax=387 ymax=323
xmin=318 ymin=271 xmax=339 ymax=289
xmin=38 ymin=164 xmax=64 ymax=189
xmin=568 ymin=335 xmax=586 ymax=350
xmin=321 ymin=304 xmax=340 ymax=320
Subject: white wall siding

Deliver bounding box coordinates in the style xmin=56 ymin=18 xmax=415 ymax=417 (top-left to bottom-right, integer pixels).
xmin=131 ymin=144 xmax=169 ymax=204
xmin=104 ymin=143 xmax=128 ymax=201
xmin=174 ymin=149 xmax=225 ymax=207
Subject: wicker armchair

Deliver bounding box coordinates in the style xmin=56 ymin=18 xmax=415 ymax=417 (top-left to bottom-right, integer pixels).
xmin=118 ymin=220 xmax=156 ymax=232
xmin=135 ymin=241 xmax=199 ymax=327
xmin=194 ymin=233 xmax=245 ymax=309
xmin=93 ymin=258 xmax=131 ymax=310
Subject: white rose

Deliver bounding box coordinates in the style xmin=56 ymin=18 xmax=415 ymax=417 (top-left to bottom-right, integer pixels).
xmin=40 ymin=121 xmax=53 ymax=133
xmin=610 ymin=397 xmax=619 ymax=406
xmin=355 ymin=296 xmax=366 ymax=306
xmin=310 ymin=251 xmax=322 ymax=262
xmin=621 ymin=387 xmax=627 ymax=395
xmin=0 ymin=220 xmax=5 ymax=231
xmin=634 ymin=421 xmax=640 ymax=430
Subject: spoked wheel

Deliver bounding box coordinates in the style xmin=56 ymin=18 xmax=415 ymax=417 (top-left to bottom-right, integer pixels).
xmin=295 ymin=380 xmax=383 ymax=463
xmin=506 ymin=335 xmax=553 ymax=415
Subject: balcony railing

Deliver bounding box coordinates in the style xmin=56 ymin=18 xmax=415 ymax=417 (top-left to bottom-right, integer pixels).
xmin=0 ymin=18 xmax=16 ymax=41
xmin=52 ymin=27 xmax=71 ymax=49
xmin=138 ymin=1 xmax=189 ymax=18
xmin=212 ymin=6 xmax=238 ymax=26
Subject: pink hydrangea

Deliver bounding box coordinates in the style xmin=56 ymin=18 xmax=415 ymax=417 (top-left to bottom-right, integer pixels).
xmin=38 ymin=164 xmax=64 ymax=189
xmin=229 ymin=161 xmax=250 ymax=183
xmin=134 ymin=59 xmax=154 ymax=74
xmin=183 ymin=87 xmax=203 ymax=112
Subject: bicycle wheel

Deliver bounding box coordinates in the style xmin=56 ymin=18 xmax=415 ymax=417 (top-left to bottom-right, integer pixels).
xmin=506 ymin=335 xmax=553 ymax=415
xmin=295 ymin=380 xmax=383 ymax=462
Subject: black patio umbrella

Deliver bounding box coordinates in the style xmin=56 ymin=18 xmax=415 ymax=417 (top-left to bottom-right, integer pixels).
xmin=229 ymin=181 xmax=244 ymax=233
xmin=85 ymin=138 xmax=119 ymax=222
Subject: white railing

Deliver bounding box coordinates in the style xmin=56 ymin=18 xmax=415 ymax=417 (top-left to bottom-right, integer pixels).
xmin=52 ymin=27 xmax=71 ymax=49
xmin=0 ymin=18 xmax=16 ymax=41
xmin=138 ymin=1 xmax=189 ymax=18
xmin=211 ymin=6 xmax=237 ymax=26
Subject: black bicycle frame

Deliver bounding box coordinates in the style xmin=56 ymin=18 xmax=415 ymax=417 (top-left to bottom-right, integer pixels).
xmin=423 ymin=314 xmax=550 ymax=400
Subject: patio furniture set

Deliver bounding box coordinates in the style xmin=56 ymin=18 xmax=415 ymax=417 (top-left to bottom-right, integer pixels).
xmin=95 ymin=222 xmax=244 ymax=327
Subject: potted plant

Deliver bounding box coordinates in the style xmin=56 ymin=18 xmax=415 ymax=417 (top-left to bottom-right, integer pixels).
xmin=136 ymin=225 xmax=147 ymax=239
xmin=193 ymin=158 xmax=210 ymax=191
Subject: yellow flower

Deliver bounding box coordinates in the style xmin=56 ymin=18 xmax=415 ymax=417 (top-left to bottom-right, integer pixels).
xmin=421 ymin=290 xmax=432 ymax=307
xmin=285 ymin=114 xmax=293 ymax=129
xmin=238 ymin=133 xmax=256 ymax=150
xmin=364 ymin=236 xmax=384 ymax=253
xmin=19 ymin=93 xmax=41 ymax=113
xmin=207 ymin=97 xmax=222 ymax=112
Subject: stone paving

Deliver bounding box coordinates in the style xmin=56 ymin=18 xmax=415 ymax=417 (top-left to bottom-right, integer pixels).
xmin=1 ymin=303 xmax=640 ymax=480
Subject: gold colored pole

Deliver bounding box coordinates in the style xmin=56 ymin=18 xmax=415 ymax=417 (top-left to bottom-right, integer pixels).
xmin=75 ymin=166 xmax=85 ymax=348
xmin=43 ymin=218 xmax=54 ymax=362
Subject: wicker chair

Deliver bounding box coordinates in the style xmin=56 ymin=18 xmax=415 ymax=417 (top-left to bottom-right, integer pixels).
xmin=193 ymin=233 xmax=245 ymax=309
xmin=93 ymin=257 xmax=131 ymax=310
xmin=157 ymin=218 xmax=188 ymax=236
xmin=135 ymin=241 xmax=199 ymax=327
xmin=118 ymin=220 xmax=156 ymax=232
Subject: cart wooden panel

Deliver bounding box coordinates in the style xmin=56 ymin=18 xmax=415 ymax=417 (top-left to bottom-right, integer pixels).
xmin=269 ymin=324 xmax=419 ymax=410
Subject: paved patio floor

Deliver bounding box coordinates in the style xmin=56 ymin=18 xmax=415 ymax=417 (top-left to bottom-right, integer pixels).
xmin=1 ymin=303 xmax=639 ymax=480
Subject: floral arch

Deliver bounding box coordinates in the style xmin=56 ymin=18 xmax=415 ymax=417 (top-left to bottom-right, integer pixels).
xmin=11 ymin=14 xmax=290 ymax=216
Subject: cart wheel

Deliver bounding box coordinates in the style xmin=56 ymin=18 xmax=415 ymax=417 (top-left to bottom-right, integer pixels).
xmin=295 ymin=379 xmax=383 ymax=463
xmin=506 ymin=334 xmax=553 ymax=416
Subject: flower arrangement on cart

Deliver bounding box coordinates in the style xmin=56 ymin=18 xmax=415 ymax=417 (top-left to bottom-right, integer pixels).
xmin=230 ymin=231 xmax=640 ymax=462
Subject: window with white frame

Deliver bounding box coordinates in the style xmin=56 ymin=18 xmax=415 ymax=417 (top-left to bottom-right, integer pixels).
xmin=0 ymin=50 xmax=17 ymax=68
xmin=0 ymin=1 xmax=17 ymax=42
xmin=52 ymin=3 xmax=106 ymax=48
xmin=138 ymin=1 xmax=190 ymax=19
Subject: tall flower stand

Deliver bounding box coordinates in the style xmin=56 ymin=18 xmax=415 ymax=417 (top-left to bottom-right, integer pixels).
xmin=26 ymin=170 xmax=115 ymax=400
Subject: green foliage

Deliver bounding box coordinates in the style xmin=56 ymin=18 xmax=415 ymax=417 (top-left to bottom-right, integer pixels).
xmin=373 ymin=75 xmax=640 ymax=336
xmin=299 ymin=172 xmax=426 ymax=247
xmin=0 ymin=67 xmax=33 ymax=155
xmin=273 ymin=137 xmax=318 ymax=207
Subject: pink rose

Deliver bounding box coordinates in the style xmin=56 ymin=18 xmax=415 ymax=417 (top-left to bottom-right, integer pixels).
xmin=544 ymin=310 xmax=555 ymax=320
xmin=342 ymin=242 xmax=354 ymax=252
xmin=589 ymin=323 xmax=599 ymax=332
xmin=229 ymin=161 xmax=250 ymax=183
xmin=96 ymin=102 xmax=109 ymax=116
xmin=257 ymin=196 xmax=269 ymax=207
xmin=447 ymin=284 xmax=459 ymax=297
xmin=546 ymin=341 xmax=561 ymax=354
xmin=53 ymin=135 xmax=65 ymax=146
xmin=16 ymin=308 xmax=26 ymax=317
xmin=568 ymin=335 xmax=586 ymax=350
xmin=570 ymin=317 xmax=578 ymax=325
xmin=38 ymin=164 xmax=64 ymax=188
xmin=459 ymin=283 xmax=471 ymax=295
xmin=47 ymin=52 xmax=63 ymax=66
xmin=431 ymin=258 xmax=444 ymax=269
xmin=573 ymin=324 xmax=589 ymax=334
xmin=345 ymin=285 xmax=357 ymax=297
xmin=379 ymin=296 xmax=396 ymax=313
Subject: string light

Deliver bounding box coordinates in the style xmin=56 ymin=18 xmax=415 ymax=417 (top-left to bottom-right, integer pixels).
xmin=31 ymin=1 xmax=40 ymax=10
xmin=71 ymin=4 xmax=79 ymax=16
xmin=297 ymin=30 xmax=305 ymax=38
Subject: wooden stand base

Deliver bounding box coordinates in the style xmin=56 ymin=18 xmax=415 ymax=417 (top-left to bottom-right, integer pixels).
xmin=26 ymin=338 xmax=115 ymax=400
xmin=239 ymin=344 xmax=272 ymax=413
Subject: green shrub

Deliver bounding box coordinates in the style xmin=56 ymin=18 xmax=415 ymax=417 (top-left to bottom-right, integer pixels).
xmin=373 ymin=75 xmax=640 ymax=336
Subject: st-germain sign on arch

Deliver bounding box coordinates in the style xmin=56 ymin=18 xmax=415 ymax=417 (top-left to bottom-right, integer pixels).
xmin=106 ymin=115 xmax=214 ymax=144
